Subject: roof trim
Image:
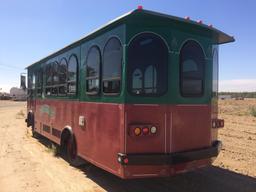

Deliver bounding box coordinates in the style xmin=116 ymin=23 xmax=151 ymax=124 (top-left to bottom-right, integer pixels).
xmin=27 ymin=9 xmax=234 ymax=69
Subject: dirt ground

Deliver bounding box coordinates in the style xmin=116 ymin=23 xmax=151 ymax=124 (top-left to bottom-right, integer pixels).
xmin=0 ymin=100 xmax=255 ymax=192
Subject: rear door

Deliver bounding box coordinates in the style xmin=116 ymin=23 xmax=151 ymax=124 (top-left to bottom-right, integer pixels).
xmin=170 ymin=40 xmax=211 ymax=152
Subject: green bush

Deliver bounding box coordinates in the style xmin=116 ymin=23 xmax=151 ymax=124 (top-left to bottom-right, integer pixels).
xmin=249 ymin=106 xmax=256 ymax=117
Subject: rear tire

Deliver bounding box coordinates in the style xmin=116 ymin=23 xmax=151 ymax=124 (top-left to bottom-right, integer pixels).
xmin=66 ymin=135 xmax=84 ymax=167
xmin=32 ymin=130 xmax=39 ymax=138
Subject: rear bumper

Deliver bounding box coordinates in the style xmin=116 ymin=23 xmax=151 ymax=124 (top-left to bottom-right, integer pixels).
xmin=118 ymin=140 xmax=222 ymax=165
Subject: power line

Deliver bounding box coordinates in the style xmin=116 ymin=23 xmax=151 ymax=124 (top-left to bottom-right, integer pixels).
xmin=0 ymin=63 xmax=25 ymax=70
xmin=0 ymin=64 xmax=25 ymax=71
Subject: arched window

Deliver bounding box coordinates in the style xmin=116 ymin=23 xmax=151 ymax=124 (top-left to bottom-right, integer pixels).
xmin=128 ymin=33 xmax=168 ymax=96
xmin=58 ymin=58 xmax=68 ymax=95
xmin=103 ymin=37 xmax=122 ymax=94
xmin=45 ymin=63 xmax=52 ymax=86
xmin=86 ymin=46 xmax=101 ymax=94
xmin=51 ymin=62 xmax=59 ymax=95
xmin=132 ymin=69 xmax=142 ymax=94
xmin=144 ymin=65 xmax=157 ymax=94
xmin=180 ymin=40 xmax=205 ymax=97
xmin=67 ymin=55 xmax=78 ymax=94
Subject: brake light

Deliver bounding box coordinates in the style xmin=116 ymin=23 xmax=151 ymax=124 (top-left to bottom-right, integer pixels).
xmin=220 ymin=119 xmax=224 ymax=127
xmin=123 ymin=158 xmax=129 ymax=164
xmin=142 ymin=127 xmax=149 ymax=135
xmin=130 ymin=125 xmax=158 ymax=136
xmin=212 ymin=119 xmax=224 ymax=128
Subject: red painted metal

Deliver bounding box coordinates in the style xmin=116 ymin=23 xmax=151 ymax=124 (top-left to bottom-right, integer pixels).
xmin=29 ymin=99 xmax=217 ymax=178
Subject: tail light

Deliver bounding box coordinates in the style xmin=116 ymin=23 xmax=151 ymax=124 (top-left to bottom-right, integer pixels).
xmin=212 ymin=119 xmax=224 ymax=128
xmin=142 ymin=127 xmax=149 ymax=135
xmin=118 ymin=153 xmax=129 ymax=165
xmin=134 ymin=127 xmax=141 ymax=136
xmin=129 ymin=124 xmax=158 ymax=137
xmin=150 ymin=126 xmax=157 ymax=134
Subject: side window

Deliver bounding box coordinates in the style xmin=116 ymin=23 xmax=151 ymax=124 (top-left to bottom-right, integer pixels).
xmin=28 ymin=72 xmax=35 ymax=97
xmin=86 ymin=46 xmax=101 ymax=95
xmin=45 ymin=63 xmax=53 ymax=95
xmin=128 ymin=33 xmax=168 ymax=96
xmin=103 ymin=37 xmax=122 ymax=94
xmin=180 ymin=40 xmax=205 ymax=97
xmin=67 ymin=55 xmax=78 ymax=95
xmin=32 ymin=74 xmax=36 ymax=89
xmin=52 ymin=62 xmax=59 ymax=95
xmin=36 ymin=68 xmax=43 ymax=96
xmin=58 ymin=58 xmax=68 ymax=95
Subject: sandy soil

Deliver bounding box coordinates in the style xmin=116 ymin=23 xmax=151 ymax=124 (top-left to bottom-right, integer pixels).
xmin=213 ymin=99 xmax=256 ymax=177
xmin=0 ymin=100 xmax=255 ymax=192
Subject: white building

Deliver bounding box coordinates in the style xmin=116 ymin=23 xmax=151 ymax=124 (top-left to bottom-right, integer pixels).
xmin=10 ymin=87 xmax=27 ymax=101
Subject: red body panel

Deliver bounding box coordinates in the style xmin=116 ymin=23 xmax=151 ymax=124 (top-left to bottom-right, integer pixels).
xmin=30 ymin=100 xmax=215 ymax=178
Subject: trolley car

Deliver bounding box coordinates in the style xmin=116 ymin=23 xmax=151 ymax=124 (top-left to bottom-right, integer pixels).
xmin=26 ymin=7 xmax=234 ymax=179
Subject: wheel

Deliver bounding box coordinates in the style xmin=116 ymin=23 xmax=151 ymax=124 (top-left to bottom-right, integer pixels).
xmin=66 ymin=135 xmax=84 ymax=167
xmin=32 ymin=130 xmax=39 ymax=138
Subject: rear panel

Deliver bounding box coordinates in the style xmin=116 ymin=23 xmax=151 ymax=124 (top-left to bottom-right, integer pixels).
xmin=121 ymin=13 xmax=219 ymax=178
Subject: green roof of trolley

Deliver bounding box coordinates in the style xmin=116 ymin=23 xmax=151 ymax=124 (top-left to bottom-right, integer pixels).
xmin=27 ymin=8 xmax=235 ymax=69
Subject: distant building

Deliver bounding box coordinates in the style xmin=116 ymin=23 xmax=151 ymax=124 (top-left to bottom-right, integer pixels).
xmin=0 ymin=92 xmax=11 ymax=100
xmin=218 ymin=95 xmax=232 ymax=100
xmin=10 ymin=87 xmax=27 ymax=101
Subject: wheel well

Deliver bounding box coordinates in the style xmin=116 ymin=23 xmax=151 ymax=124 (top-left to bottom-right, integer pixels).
xmin=60 ymin=128 xmax=78 ymax=149
xmin=60 ymin=128 xmax=72 ymax=148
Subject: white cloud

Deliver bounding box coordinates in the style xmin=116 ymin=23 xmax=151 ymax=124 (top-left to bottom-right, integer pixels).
xmin=219 ymin=79 xmax=256 ymax=92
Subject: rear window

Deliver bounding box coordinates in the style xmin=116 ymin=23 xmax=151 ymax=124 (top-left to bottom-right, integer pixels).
xmin=180 ymin=40 xmax=205 ymax=97
xmin=127 ymin=33 xmax=168 ymax=96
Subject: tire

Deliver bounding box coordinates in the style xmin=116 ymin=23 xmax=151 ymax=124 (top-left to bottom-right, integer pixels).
xmin=32 ymin=130 xmax=40 ymax=139
xmin=26 ymin=112 xmax=34 ymax=127
xmin=66 ymin=135 xmax=84 ymax=167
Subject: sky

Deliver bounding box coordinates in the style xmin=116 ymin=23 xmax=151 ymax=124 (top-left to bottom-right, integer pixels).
xmin=0 ymin=0 xmax=255 ymax=92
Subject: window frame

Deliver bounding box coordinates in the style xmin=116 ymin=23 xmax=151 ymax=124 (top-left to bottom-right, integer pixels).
xmin=58 ymin=58 xmax=68 ymax=96
xmin=45 ymin=62 xmax=54 ymax=96
xmin=179 ymin=40 xmax=205 ymax=98
xmin=212 ymin=48 xmax=219 ymax=97
xmin=36 ymin=68 xmax=43 ymax=96
xmin=102 ymin=36 xmax=123 ymax=96
xmin=127 ymin=32 xmax=169 ymax=97
xmin=67 ymin=54 xmax=78 ymax=95
xmin=85 ymin=45 xmax=101 ymax=96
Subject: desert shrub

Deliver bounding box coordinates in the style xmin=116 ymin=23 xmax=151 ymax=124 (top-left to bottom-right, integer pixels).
xmin=16 ymin=110 xmax=25 ymax=119
xmin=249 ymin=106 xmax=256 ymax=117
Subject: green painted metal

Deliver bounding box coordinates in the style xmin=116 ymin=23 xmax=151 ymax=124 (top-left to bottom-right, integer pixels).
xmin=27 ymin=9 xmax=234 ymax=104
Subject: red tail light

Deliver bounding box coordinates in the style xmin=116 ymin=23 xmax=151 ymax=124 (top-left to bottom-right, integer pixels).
xmin=142 ymin=127 xmax=149 ymax=135
xmin=123 ymin=158 xmax=129 ymax=164
xmin=129 ymin=124 xmax=158 ymax=136
xmin=212 ymin=119 xmax=224 ymax=128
